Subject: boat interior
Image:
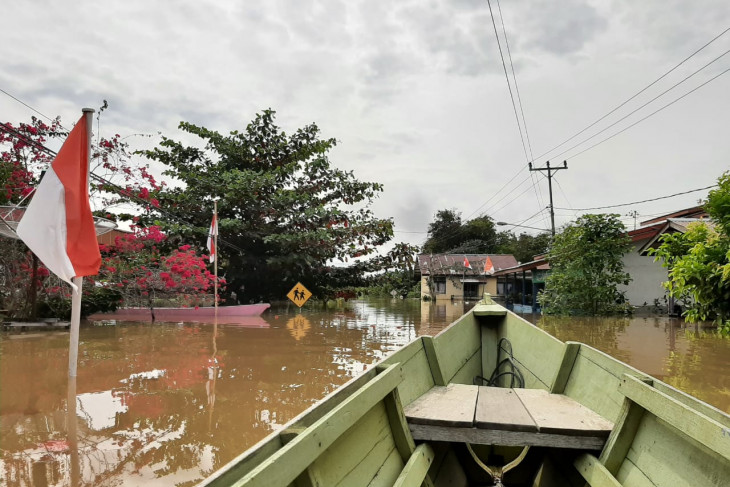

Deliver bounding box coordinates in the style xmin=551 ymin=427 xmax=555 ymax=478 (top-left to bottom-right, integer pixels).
xmin=202 ymin=294 xmax=730 ymax=487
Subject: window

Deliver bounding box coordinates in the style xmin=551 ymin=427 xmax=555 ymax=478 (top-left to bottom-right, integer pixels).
xmin=433 ymin=277 xmax=446 ymax=294
xmin=464 ymin=282 xmax=479 ymax=299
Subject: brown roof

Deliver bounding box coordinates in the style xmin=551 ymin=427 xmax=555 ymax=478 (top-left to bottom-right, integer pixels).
xmin=491 ymin=258 xmax=550 ymax=276
xmin=417 ymin=254 xmax=518 ymax=276
xmin=638 ymin=218 xmax=714 ymax=255
xmin=640 ymin=206 xmax=708 ymax=226
xmin=627 ymin=222 xmax=664 ymax=243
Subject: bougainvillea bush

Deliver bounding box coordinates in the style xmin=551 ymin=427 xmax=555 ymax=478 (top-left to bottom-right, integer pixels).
xmin=96 ymin=225 xmax=224 ymax=310
xmin=0 ymin=109 xmax=200 ymax=319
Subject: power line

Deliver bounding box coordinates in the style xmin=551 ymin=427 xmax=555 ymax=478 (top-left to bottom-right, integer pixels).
xmin=529 ymin=161 xmax=568 ymax=236
xmin=554 ymin=184 xmax=716 ymax=211
xmin=469 ymin=27 xmax=730 ymax=227
xmin=552 ymin=48 xmax=730 ymax=161
xmin=0 ymin=122 xmax=247 ymax=254
xmin=533 ymin=26 xmax=730 ymax=162
xmin=465 ymin=166 xmax=529 ymax=219
xmin=495 ymin=0 xmax=534 ymax=161
xmin=494 ymin=0 xmax=548 ymax=224
xmin=498 ymin=207 xmax=550 ymax=233
xmin=480 ymin=172 xmax=545 ymax=218
xmin=490 ymin=175 xmax=547 ymax=216
xmin=486 ymin=0 xmax=530 ymax=164
xmin=565 ymin=66 xmax=730 ymax=160
xmin=0 ymin=88 xmax=60 ymax=126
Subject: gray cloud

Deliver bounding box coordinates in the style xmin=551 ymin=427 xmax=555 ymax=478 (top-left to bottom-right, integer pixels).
xmin=514 ymin=0 xmax=608 ymax=56
xmin=1 ymin=0 xmax=728 ymax=250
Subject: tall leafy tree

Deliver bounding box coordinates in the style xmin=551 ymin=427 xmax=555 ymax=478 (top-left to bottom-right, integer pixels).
xmin=651 ymin=171 xmax=730 ymax=332
xmin=422 ymin=209 xmax=464 ymax=253
xmin=422 ymin=209 xmax=548 ymax=261
xmin=539 ymin=214 xmax=632 ymax=315
xmin=140 ymin=110 xmax=394 ymax=302
xmin=496 ymin=231 xmax=551 ymax=263
xmin=423 ymin=210 xmax=502 ymax=254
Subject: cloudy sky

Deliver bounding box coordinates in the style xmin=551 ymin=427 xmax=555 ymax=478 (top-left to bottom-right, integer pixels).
xmin=2 ymin=0 xmax=729 ymax=248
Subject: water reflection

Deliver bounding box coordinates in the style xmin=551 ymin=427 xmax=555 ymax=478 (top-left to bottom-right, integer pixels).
xmin=1 ymin=301 xmax=728 ymax=486
xmin=525 ymin=314 xmax=730 ymax=412
xmin=1 ymin=299 xmax=461 ymax=486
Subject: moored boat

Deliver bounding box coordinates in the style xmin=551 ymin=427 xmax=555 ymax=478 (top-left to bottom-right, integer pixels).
xmin=199 ymin=294 xmax=729 ymax=487
xmin=89 ymin=303 xmax=271 ymax=322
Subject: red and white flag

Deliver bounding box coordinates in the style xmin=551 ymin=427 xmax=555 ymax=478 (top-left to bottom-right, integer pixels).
xmin=483 ymin=256 xmax=495 ymax=275
xmin=17 ymin=114 xmax=100 ymax=288
xmin=207 ymin=213 xmax=218 ymax=263
xmin=463 ymin=255 xmax=471 ymax=269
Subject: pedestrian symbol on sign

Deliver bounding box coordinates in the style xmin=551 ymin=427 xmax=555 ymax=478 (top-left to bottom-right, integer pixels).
xmin=287 ymin=282 xmax=312 ymax=308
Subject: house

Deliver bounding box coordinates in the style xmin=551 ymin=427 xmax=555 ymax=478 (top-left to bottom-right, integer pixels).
xmin=97 ymin=228 xmax=133 ymax=246
xmin=491 ymin=256 xmax=550 ymax=312
xmin=417 ymin=254 xmax=518 ymax=301
xmin=621 ymin=206 xmax=709 ymax=310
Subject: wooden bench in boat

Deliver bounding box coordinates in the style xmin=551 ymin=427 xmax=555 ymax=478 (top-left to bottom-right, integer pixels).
xmin=404 ymin=384 xmax=614 ymax=450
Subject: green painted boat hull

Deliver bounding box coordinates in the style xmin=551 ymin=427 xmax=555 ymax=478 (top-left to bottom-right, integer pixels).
xmin=200 ymin=296 xmax=730 ymax=487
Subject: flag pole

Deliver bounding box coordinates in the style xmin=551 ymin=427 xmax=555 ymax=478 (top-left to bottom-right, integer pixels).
xmin=214 ymin=200 xmax=218 ymax=317
xmin=68 ymin=108 xmax=94 ymax=378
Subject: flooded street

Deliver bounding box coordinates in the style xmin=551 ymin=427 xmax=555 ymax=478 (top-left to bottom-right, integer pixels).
xmin=1 ymin=299 xmax=728 ymax=486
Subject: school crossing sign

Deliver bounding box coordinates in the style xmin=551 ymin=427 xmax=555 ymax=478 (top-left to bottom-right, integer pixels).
xmin=287 ymin=282 xmax=312 ymax=307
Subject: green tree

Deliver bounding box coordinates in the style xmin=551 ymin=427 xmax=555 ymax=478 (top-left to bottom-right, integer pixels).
xmin=422 ymin=209 xmax=549 ymax=262
xmin=497 ymin=231 xmax=551 ymax=263
xmin=423 ymin=210 xmax=502 ymax=254
xmin=650 ymin=171 xmax=730 ymax=332
xmin=140 ymin=110 xmax=394 ymax=302
xmin=422 ymin=209 xmax=464 ymax=253
xmin=539 ymin=214 xmax=632 ymax=315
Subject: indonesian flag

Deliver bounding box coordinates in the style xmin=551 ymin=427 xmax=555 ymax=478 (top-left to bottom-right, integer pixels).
xmin=463 ymin=256 xmax=471 ymax=269
xmin=207 ymin=213 xmax=218 ymax=263
xmin=17 ymin=114 xmax=100 ymax=289
xmin=483 ymin=256 xmax=495 ymax=275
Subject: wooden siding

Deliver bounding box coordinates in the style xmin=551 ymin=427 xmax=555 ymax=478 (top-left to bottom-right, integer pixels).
xmin=430 ymin=312 xmax=482 ymax=385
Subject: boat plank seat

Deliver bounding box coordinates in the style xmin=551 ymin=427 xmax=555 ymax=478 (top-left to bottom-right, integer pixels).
xmin=405 ymin=384 xmax=614 ymax=450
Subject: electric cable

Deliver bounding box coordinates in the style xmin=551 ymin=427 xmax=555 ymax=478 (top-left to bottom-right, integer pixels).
xmin=533 ymin=26 xmax=730 ymax=161
xmin=494 ymin=0 xmax=547 ymax=223
xmin=554 ymin=184 xmax=716 ymax=211
xmin=551 ymin=49 xmax=730 ymax=161
xmin=564 ymin=66 xmax=730 ymax=160
xmin=486 ymin=0 xmax=530 ymax=164
xmin=0 ymin=123 xmax=247 ymax=254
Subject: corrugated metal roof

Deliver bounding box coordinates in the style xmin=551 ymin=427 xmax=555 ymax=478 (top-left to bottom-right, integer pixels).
xmin=417 ymin=254 xmax=518 ymax=276
xmin=638 ymin=218 xmax=714 ymax=255
xmin=640 ymin=206 xmax=707 ymax=226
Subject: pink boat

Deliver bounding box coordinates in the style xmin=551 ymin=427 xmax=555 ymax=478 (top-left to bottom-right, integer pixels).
xmin=88 ymin=303 xmax=271 ymax=323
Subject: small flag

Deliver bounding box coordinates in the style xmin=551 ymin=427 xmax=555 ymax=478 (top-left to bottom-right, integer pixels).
xmin=207 ymin=213 xmax=218 ymax=263
xmin=483 ymin=256 xmax=495 ymax=275
xmin=17 ymin=114 xmax=100 ymax=288
xmin=463 ymin=256 xmax=471 ymax=269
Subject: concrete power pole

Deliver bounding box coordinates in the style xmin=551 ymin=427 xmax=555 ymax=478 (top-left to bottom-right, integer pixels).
xmin=529 ymin=160 xmax=568 ymax=237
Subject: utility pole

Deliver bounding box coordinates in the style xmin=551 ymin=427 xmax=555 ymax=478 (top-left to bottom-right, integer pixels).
xmin=627 ymin=210 xmax=639 ymax=230
xmin=529 ymin=160 xmax=568 ymax=237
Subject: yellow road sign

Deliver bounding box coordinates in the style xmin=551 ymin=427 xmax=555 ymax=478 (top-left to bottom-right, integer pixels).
xmin=287 ymin=282 xmax=312 ymax=307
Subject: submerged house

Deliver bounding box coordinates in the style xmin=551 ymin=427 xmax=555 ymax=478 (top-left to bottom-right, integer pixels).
xmin=417 ymin=254 xmax=518 ymax=301
xmin=622 ymin=206 xmax=709 ymax=311
xmin=491 ymin=256 xmax=551 ymax=313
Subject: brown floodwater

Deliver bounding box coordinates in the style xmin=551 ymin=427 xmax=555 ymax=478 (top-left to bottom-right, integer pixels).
xmin=1 ymin=299 xmax=728 ymax=486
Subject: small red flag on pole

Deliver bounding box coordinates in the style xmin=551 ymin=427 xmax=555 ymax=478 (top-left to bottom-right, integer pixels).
xmin=483 ymin=256 xmax=495 ymax=275
xmin=463 ymin=255 xmax=471 ymax=269
xmin=17 ymin=109 xmax=98 ymax=377
xmin=207 ymin=212 xmax=218 ymax=264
